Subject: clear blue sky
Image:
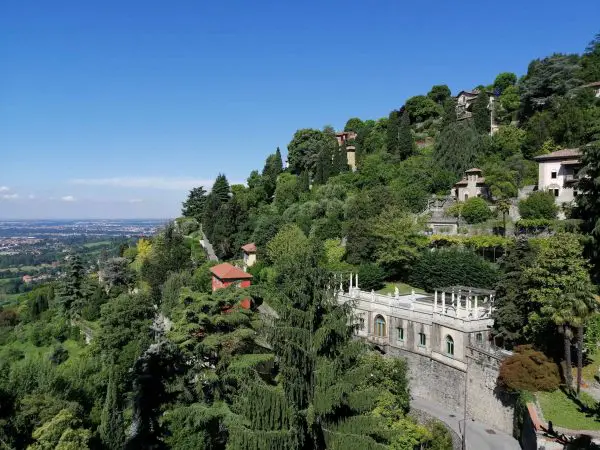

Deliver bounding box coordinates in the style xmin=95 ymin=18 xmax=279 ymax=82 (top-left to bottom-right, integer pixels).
xmin=1 ymin=0 xmax=598 ymax=219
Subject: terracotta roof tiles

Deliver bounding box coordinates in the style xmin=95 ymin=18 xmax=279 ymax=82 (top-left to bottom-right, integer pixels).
xmin=210 ymin=263 xmax=253 ymax=280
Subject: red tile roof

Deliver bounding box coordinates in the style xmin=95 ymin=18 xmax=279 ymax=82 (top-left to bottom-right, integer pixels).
xmin=533 ymin=148 xmax=581 ymax=161
xmin=210 ymin=263 xmax=253 ymax=280
xmin=241 ymin=243 xmax=256 ymax=253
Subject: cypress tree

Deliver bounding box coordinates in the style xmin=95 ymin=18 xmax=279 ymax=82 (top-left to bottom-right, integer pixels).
xmin=99 ymin=367 xmax=125 ymax=450
xmin=472 ymin=92 xmax=491 ymax=134
xmin=58 ymin=254 xmax=89 ymax=319
xmin=298 ymin=170 xmax=310 ymax=193
xmin=229 ymin=239 xmax=388 ymax=450
xmin=397 ymin=109 xmax=415 ymax=160
xmin=333 ymin=142 xmax=349 ymax=173
xmin=202 ymin=193 xmax=221 ymax=241
xmin=441 ymin=97 xmax=457 ymax=129
xmin=314 ymin=148 xmax=332 ymax=185
xmin=274 ymin=147 xmax=284 ymax=173
xmin=386 ymin=110 xmax=400 ymax=154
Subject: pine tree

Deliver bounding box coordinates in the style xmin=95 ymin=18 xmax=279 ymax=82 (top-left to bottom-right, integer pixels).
xmin=211 ymin=174 xmax=230 ymax=204
xmin=229 ymin=238 xmax=389 ymax=450
xmin=397 ymin=110 xmax=415 ymax=160
xmin=386 ymin=110 xmax=400 ymax=154
xmin=472 ymin=92 xmax=491 ymax=134
xmin=181 ymin=186 xmax=207 ymax=220
xmin=100 ymin=367 xmax=125 ymax=450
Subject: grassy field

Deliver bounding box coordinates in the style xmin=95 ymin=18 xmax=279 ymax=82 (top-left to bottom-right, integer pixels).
xmin=571 ymin=349 xmax=600 ymax=385
xmin=377 ymin=282 xmax=426 ymax=295
xmin=537 ymin=389 xmax=600 ymax=430
xmin=83 ymin=240 xmax=111 ymax=248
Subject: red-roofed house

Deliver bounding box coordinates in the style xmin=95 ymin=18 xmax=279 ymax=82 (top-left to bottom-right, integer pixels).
xmin=210 ymin=263 xmax=253 ymax=292
xmin=452 ymin=168 xmax=490 ymax=201
xmin=241 ymin=243 xmax=257 ymax=269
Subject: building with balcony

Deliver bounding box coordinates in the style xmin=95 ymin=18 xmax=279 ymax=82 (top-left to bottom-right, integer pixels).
xmin=338 ymin=281 xmax=496 ymax=372
xmin=455 ymin=90 xmax=498 ymax=135
xmin=533 ymin=148 xmax=581 ymax=205
xmin=336 ymin=280 xmax=515 ymax=433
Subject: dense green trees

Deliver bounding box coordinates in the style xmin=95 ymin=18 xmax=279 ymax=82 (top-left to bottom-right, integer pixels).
xmin=518 ymin=191 xmax=558 ymax=219
xmin=434 ymin=122 xmax=487 ymax=176
xmin=577 ymin=143 xmax=600 ymax=277
xmin=287 ymin=128 xmax=338 ymax=175
xmin=181 ymin=186 xmax=207 ymax=220
xmin=472 ymin=91 xmax=491 ymax=134
xmin=410 ymin=248 xmax=499 ymax=292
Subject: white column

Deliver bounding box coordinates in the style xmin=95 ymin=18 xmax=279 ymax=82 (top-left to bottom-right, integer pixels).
xmin=451 ymin=289 xmax=455 ymax=307
xmin=355 ymin=273 xmax=358 ymax=290
xmin=441 ymin=291 xmax=446 ymax=313
xmin=488 ymin=296 xmax=493 ymax=315
xmin=349 ymin=273 xmax=353 ymax=290
xmin=434 ymin=290 xmax=438 ymax=312
xmin=474 ymin=295 xmax=478 ymax=314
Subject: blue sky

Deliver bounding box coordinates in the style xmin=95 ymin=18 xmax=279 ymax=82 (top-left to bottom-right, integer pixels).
xmin=1 ymin=0 xmax=598 ymax=219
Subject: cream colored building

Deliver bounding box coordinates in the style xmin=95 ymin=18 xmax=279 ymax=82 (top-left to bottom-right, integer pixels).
xmin=533 ymin=148 xmax=581 ymax=205
xmin=335 ymin=131 xmax=357 ymax=171
xmin=453 ymin=168 xmax=490 ymax=201
xmin=241 ymin=243 xmax=257 ymax=269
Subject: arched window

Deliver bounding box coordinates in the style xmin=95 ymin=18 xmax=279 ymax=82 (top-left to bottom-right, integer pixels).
xmin=446 ymin=335 xmax=454 ymax=356
xmin=375 ymin=315 xmax=386 ymax=337
xmin=476 ymin=333 xmax=483 ymax=344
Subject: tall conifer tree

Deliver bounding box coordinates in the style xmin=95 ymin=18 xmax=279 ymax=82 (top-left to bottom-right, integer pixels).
xmin=211 ymin=174 xmax=231 ymax=204
xmin=100 ymin=367 xmax=125 ymax=450
xmin=397 ymin=110 xmax=415 ymax=160
xmin=229 ymin=236 xmax=388 ymax=449
xmin=386 ymin=110 xmax=400 ymax=154
xmin=472 ymin=92 xmax=491 ymax=134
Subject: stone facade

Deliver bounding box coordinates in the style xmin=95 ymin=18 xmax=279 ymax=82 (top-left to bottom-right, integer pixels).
xmin=337 ymin=281 xmax=515 ymax=434
xmin=453 ymin=168 xmax=490 ymax=202
xmin=335 ymin=131 xmax=357 ymax=171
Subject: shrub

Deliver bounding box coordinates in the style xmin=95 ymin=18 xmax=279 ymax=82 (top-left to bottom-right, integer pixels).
xmin=448 ymin=198 xmax=493 ymax=224
xmin=409 ymin=248 xmax=498 ymax=291
xmin=357 ymin=264 xmax=386 ymax=291
xmin=518 ymin=191 xmax=558 ymax=219
xmin=497 ymin=345 xmax=560 ymax=392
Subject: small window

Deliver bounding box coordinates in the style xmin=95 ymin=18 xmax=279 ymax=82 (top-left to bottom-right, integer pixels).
xmin=554 ymin=189 xmax=559 ymax=197
xmin=418 ymin=332 xmax=426 ymax=347
xmin=464 ymin=194 xmax=469 ymax=201
xmin=551 ymin=171 xmax=557 ymax=179
xmin=476 ymin=333 xmax=483 ymax=343
xmin=375 ymin=316 xmax=386 ymax=337
xmin=446 ymin=335 xmax=454 ymax=355
xmin=397 ymin=327 xmax=404 ymax=342
xmin=574 ymin=191 xmax=578 ymax=197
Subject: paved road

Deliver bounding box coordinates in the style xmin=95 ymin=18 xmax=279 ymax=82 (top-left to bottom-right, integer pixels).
xmin=411 ymin=396 xmax=521 ymax=450
xmin=201 ymin=231 xmax=218 ymax=261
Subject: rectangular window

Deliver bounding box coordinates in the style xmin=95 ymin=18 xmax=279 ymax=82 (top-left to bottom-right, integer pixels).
xmin=397 ymin=327 xmax=404 ymax=342
xmin=418 ymin=332 xmax=426 ymax=347
xmin=554 ymin=189 xmax=559 ymax=197
xmin=551 ymin=171 xmax=557 ymax=179
xmin=358 ymin=318 xmax=365 ymax=330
